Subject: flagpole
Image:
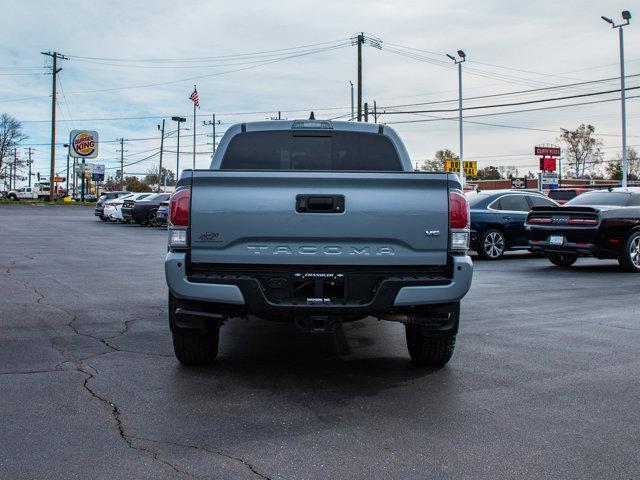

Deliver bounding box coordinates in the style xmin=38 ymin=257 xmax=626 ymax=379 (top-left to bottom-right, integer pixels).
xmin=193 ymin=85 xmax=196 ymax=170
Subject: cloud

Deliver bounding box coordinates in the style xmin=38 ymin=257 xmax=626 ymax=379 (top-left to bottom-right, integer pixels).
xmin=0 ymin=0 xmax=638 ymax=179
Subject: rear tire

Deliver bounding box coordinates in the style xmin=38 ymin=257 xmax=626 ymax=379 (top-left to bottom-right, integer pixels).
xmin=547 ymin=253 xmax=577 ymax=267
xmin=405 ymin=324 xmax=456 ymax=366
xmin=618 ymin=231 xmax=640 ymax=272
xmin=477 ymin=229 xmax=505 ymax=260
xmin=146 ymin=209 xmax=159 ymax=227
xmin=8 ymin=194 xmax=17 ymax=201
xmin=172 ymin=331 xmax=219 ymax=365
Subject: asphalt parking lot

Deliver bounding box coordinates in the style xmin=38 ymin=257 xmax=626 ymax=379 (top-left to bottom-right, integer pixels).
xmin=1 ymin=205 xmax=639 ymax=480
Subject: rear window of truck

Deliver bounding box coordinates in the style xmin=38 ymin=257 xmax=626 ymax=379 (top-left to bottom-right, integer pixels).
xmin=220 ymin=131 xmax=403 ymax=171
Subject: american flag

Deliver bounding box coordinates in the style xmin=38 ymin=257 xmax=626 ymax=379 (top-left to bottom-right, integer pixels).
xmin=189 ymin=86 xmax=200 ymax=108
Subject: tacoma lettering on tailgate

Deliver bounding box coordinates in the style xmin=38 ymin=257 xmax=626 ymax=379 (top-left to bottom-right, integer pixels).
xmin=246 ymin=245 xmax=396 ymax=256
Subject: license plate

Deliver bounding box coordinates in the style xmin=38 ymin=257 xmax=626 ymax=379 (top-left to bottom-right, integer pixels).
xmin=549 ymin=235 xmax=564 ymax=245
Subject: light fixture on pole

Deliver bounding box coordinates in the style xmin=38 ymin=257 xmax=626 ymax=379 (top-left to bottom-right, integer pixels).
xmin=171 ymin=116 xmax=186 ymax=179
xmin=447 ymin=49 xmax=467 ymax=186
xmin=601 ymin=10 xmax=632 ymax=188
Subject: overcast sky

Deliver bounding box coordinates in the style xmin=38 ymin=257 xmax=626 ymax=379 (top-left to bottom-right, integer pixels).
xmin=1 ymin=0 xmax=638 ymax=181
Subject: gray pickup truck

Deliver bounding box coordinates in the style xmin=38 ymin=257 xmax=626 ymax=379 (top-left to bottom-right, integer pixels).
xmin=165 ymin=120 xmax=473 ymax=366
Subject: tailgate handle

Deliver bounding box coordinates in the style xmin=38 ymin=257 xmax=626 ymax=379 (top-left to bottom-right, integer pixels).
xmin=296 ymin=195 xmax=345 ymax=213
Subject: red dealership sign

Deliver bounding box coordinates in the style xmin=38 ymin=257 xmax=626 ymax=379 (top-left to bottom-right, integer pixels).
xmin=539 ymin=157 xmax=556 ymax=171
xmin=535 ymin=146 xmax=561 ymax=157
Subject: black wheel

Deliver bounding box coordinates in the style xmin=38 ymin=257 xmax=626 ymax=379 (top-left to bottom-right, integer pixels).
xmin=547 ymin=253 xmax=578 ymax=267
xmin=172 ymin=331 xmax=219 ymax=365
xmin=146 ymin=209 xmax=159 ymax=227
xmin=99 ymin=215 xmax=109 ymax=222
xmin=8 ymin=194 xmax=18 ymax=201
xmin=169 ymin=293 xmax=220 ymax=365
xmin=618 ymin=231 xmax=640 ymax=272
xmin=478 ymin=229 xmax=505 ymax=260
xmin=405 ymin=325 xmax=456 ymax=366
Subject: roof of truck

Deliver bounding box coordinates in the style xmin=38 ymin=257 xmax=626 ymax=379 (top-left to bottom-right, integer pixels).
xmin=238 ymin=119 xmax=387 ymax=134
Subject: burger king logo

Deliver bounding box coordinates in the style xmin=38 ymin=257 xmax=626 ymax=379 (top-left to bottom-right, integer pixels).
xmin=70 ymin=130 xmax=99 ymax=158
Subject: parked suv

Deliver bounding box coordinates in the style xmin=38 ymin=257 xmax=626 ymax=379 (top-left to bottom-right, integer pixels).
xmin=165 ymin=120 xmax=473 ymax=367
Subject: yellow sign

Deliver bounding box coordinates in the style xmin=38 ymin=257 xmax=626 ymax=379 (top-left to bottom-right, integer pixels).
xmin=445 ymin=160 xmax=477 ymax=176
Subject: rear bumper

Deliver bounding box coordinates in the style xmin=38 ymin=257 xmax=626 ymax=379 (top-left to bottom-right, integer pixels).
xmin=529 ymin=240 xmax=618 ymax=259
xmin=165 ymin=252 xmax=473 ymax=313
xmin=526 ymin=225 xmax=619 ymax=259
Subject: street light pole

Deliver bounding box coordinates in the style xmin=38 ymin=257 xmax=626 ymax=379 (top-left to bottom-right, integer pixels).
xmin=602 ymin=10 xmax=632 ymax=187
xmin=447 ymin=50 xmax=467 ymax=187
xmin=62 ymin=144 xmax=69 ymax=194
xmin=171 ymin=116 xmax=186 ymax=180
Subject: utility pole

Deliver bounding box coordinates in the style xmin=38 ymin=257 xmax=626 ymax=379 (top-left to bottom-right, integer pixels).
xmin=373 ymin=100 xmax=378 ymax=123
xmin=13 ymin=148 xmax=18 ymax=189
xmin=192 ymin=86 xmax=197 ymax=170
xmin=356 ymin=33 xmax=364 ymax=121
xmin=171 ymin=116 xmax=186 ymax=178
xmin=203 ymin=114 xmax=217 ymax=154
xmin=118 ymin=138 xmax=125 ymax=190
xmin=27 ymin=147 xmax=33 ymax=188
xmin=447 ymin=50 xmax=467 ymax=187
xmin=601 ymin=11 xmax=632 ymax=187
xmin=158 ymin=119 xmax=165 ymax=192
xmin=349 ymin=81 xmax=354 ymax=121
xmin=41 ymin=51 xmax=68 ymax=202
xmin=364 ymin=102 xmax=369 ymax=122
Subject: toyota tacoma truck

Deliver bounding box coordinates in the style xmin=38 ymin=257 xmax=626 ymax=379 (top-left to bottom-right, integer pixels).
xmin=165 ymin=120 xmax=473 ymax=366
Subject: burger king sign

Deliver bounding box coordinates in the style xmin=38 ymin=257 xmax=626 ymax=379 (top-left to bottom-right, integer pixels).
xmin=69 ymin=130 xmax=99 ymax=159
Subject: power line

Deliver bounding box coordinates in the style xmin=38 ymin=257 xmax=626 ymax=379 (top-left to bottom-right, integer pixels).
xmin=66 ymin=38 xmax=350 ymax=63
xmin=381 ymin=85 xmax=640 ymax=115
xmin=60 ymin=43 xmax=350 ymax=95
xmin=386 ymin=94 xmax=640 ymax=137
xmin=379 ymin=74 xmax=640 ymax=109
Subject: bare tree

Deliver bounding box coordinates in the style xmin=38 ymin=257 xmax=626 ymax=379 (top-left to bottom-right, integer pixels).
xmin=559 ymin=124 xmax=603 ymax=178
xmin=0 ymin=114 xmax=27 ymax=181
xmin=143 ymin=165 xmax=176 ymax=188
xmin=605 ymin=147 xmax=640 ymax=181
xmin=497 ymin=165 xmax=519 ymax=179
xmin=418 ymin=149 xmax=459 ymax=171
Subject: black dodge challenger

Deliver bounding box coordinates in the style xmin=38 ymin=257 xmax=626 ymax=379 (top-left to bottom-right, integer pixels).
xmin=525 ymin=188 xmax=640 ymax=272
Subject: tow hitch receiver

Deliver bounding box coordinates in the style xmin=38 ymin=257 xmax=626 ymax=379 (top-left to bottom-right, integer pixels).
xmin=296 ymin=315 xmax=336 ymax=333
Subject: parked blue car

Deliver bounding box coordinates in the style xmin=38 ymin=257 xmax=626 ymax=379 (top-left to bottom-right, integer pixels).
xmin=467 ymin=189 xmax=558 ymax=259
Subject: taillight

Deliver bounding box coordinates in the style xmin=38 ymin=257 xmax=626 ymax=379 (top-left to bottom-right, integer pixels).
xmin=449 ymin=190 xmax=470 ymax=252
xmin=568 ymin=216 xmax=598 ymax=225
xmin=169 ymin=189 xmax=191 ymax=227
xmin=529 ymin=216 xmax=553 ymax=224
xmin=168 ymin=189 xmax=190 ymax=248
xmin=449 ymin=191 xmax=469 ymax=229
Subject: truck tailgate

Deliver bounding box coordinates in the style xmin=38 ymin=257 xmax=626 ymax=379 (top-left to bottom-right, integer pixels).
xmin=189 ymin=171 xmax=450 ymax=266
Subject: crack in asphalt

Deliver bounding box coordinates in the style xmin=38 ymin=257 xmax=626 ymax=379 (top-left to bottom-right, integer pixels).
xmin=79 ymin=362 xmax=198 ymax=479
xmin=2 ymin=256 xmax=275 ymax=480
xmin=129 ymin=437 xmax=275 ymax=480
